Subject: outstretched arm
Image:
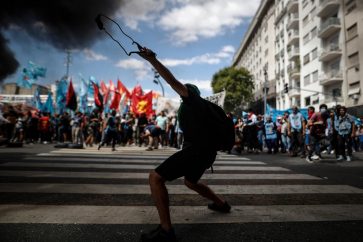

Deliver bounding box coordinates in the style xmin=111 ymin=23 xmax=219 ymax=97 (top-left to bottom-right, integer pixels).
xmin=138 ymin=47 xmax=188 ymax=97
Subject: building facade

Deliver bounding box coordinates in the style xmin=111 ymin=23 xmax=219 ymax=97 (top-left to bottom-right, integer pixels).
xmin=233 ymin=0 xmax=363 ymax=116
xmin=232 ymin=0 xmax=276 ymax=113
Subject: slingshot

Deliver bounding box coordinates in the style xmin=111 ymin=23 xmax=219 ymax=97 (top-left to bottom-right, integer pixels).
xmin=95 ymin=14 xmax=143 ymax=56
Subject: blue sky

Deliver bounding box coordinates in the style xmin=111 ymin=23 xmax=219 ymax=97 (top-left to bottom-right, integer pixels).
xmin=3 ymin=0 xmax=261 ymax=100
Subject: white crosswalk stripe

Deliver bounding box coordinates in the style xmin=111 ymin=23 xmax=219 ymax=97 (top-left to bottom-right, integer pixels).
xmin=0 ymin=146 xmax=362 ymax=225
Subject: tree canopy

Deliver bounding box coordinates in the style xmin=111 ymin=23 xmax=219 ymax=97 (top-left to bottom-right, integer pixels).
xmin=211 ymin=66 xmax=254 ymax=113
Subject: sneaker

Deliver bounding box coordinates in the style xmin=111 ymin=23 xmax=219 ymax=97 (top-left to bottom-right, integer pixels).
xmin=337 ymin=155 xmax=344 ymax=161
xmin=346 ymin=156 xmax=352 ymax=162
xmin=112 ymin=148 xmax=116 ymax=151
xmin=208 ymin=201 xmax=231 ymax=213
xmin=311 ymin=155 xmax=320 ymax=160
xmin=146 ymin=147 xmax=153 ymax=151
xmin=97 ymin=144 xmax=101 ymax=150
xmin=306 ymin=156 xmax=313 ymax=163
xmin=140 ymin=225 xmax=176 ymax=242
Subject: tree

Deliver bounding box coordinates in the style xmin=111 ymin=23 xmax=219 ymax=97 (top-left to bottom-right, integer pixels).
xmin=211 ymin=66 xmax=254 ymax=113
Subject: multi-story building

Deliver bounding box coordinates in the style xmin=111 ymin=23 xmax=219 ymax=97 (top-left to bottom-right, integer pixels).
xmin=233 ymin=0 xmax=363 ymax=116
xmin=232 ymin=0 xmax=276 ymax=114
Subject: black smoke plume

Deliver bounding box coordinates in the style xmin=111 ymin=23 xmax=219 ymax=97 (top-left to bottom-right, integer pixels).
xmin=0 ymin=0 xmax=124 ymax=82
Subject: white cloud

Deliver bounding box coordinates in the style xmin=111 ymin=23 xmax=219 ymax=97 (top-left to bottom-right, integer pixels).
xmin=118 ymin=0 xmax=166 ymax=29
xmin=116 ymin=0 xmax=260 ymax=44
xmin=83 ymin=48 xmax=108 ymax=61
xmin=115 ymin=58 xmax=150 ymax=80
xmin=161 ymin=45 xmax=235 ymax=67
xmin=179 ymin=79 xmax=212 ymax=93
xmin=157 ymin=0 xmax=261 ymax=45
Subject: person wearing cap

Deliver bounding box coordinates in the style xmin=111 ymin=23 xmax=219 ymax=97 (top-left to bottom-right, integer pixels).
xmin=137 ymin=47 xmax=230 ymax=242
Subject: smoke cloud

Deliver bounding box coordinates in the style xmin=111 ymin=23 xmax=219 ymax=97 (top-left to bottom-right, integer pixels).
xmin=0 ymin=0 xmax=124 ymax=82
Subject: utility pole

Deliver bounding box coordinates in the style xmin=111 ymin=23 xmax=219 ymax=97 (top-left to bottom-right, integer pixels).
xmin=65 ymin=49 xmax=72 ymax=79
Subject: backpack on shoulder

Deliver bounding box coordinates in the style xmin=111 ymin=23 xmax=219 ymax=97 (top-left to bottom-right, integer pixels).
xmin=204 ymin=100 xmax=235 ymax=151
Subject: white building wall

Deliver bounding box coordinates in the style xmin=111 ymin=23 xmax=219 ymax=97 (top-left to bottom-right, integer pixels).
xmin=233 ymin=0 xmax=363 ymax=113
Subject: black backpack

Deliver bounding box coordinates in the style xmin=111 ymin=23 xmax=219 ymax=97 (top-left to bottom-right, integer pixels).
xmin=204 ymin=100 xmax=235 ymax=151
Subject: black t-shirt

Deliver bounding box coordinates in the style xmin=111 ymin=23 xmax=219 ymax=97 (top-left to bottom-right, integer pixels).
xmin=178 ymin=86 xmax=211 ymax=146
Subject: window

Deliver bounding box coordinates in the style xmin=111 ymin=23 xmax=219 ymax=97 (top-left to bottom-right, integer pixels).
xmin=347 ymin=23 xmax=358 ymax=40
xmin=312 ymin=70 xmax=318 ymax=83
xmin=303 ymin=33 xmax=310 ymax=45
xmin=304 ymin=74 xmax=311 ymax=85
xmin=312 ymin=48 xmax=318 ymax=60
xmin=310 ymin=7 xmax=316 ymax=21
xmin=348 ymin=52 xmax=359 ymax=67
xmin=312 ymin=95 xmax=319 ymax=105
xmin=303 ymin=53 xmax=310 ymax=65
xmin=305 ymin=97 xmax=311 ymax=106
xmin=346 ymin=0 xmax=356 ymax=14
xmin=311 ymin=27 xmax=317 ymax=39
xmin=302 ymin=0 xmax=308 ymax=9
xmin=332 ymin=88 xmax=341 ymax=97
xmin=303 ymin=15 xmax=309 ymax=26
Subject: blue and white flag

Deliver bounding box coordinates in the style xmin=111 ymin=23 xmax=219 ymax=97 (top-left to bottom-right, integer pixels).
xmin=42 ymin=93 xmax=54 ymax=114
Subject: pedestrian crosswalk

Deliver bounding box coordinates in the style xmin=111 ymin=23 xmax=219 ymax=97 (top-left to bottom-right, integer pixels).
xmin=0 ymin=146 xmax=363 ymax=239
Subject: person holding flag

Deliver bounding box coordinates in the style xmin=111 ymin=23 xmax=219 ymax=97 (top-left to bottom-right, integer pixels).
xmin=137 ymin=47 xmax=230 ymax=242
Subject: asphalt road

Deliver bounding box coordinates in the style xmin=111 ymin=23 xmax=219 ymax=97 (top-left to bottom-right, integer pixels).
xmin=0 ymin=143 xmax=362 ymax=242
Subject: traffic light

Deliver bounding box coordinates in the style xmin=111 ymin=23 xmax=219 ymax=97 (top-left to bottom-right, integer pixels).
xmin=284 ymin=83 xmax=289 ymax=93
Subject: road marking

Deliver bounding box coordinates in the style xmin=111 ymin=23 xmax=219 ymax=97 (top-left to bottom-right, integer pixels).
xmin=0 ymin=162 xmax=287 ymax=171
xmin=25 ymin=157 xmax=265 ymax=165
xmin=1 ymin=204 xmax=363 ymax=224
xmin=0 ymin=171 xmax=321 ymax=180
xmin=0 ymin=184 xmax=360 ymax=194
xmin=38 ymin=153 xmax=252 ymax=161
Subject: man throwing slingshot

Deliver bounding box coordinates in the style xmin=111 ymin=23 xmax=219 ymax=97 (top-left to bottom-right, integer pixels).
xmin=137 ymin=47 xmax=231 ymax=242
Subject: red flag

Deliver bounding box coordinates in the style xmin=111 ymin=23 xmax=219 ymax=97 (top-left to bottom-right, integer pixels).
xmin=109 ymin=90 xmax=121 ymax=110
xmin=131 ymin=84 xmax=143 ymax=97
xmin=100 ymin=80 xmax=110 ymax=105
xmin=131 ymin=91 xmax=153 ymax=115
xmin=66 ymin=79 xmax=77 ymax=111
xmin=117 ymin=79 xmax=130 ymax=98
xmin=92 ymin=82 xmax=103 ymax=111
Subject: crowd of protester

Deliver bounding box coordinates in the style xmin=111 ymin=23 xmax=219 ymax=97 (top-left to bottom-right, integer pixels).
xmin=1 ymin=102 xmax=363 ymax=162
xmin=0 ymin=103 xmax=183 ymax=151
xmin=234 ymin=104 xmax=363 ymax=162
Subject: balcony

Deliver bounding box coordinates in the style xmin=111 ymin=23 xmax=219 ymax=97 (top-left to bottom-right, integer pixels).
xmin=287 ymin=13 xmax=299 ymax=30
xmin=287 ymin=30 xmax=299 ymax=46
xmin=288 ymin=47 xmax=300 ymax=61
xmin=287 ymin=0 xmax=299 ymax=13
xmin=321 ymin=96 xmax=343 ymax=106
xmin=317 ymin=0 xmax=340 ymax=18
xmin=289 ymin=67 xmax=300 ymax=79
xmin=318 ymin=17 xmax=341 ymax=38
xmin=288 ymin=87 xmax=301 ymax=98
xmin=319 ymin=44 xmax=342 ymax=62
xmin=319 ymin=71 xmax=343 ymax=86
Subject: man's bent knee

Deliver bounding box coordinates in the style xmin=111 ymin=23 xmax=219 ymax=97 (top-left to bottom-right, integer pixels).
xmin=149 ymin=170 xmax=164 ymax=184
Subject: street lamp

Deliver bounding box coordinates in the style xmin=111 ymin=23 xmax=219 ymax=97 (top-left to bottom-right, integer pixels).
xmin=152 ymin=68 xmax=165 ymax=97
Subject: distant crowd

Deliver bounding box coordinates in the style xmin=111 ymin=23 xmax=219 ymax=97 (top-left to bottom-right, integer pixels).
xmin=235 ymin=104 xmax=363 ymax=163
xmin=0 ymin=103 xmax=182 ymax=151
xmin=1 ymin=102 xmax=363 ymax=163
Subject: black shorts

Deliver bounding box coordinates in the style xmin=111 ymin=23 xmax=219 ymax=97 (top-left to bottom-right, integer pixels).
xmin=155 ymin=145 xmax=216 ymax=184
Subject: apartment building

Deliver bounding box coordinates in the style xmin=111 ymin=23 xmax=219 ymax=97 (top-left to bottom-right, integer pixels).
xmin=233 ymin=0 xmax=363 ymax=115
xmin=232 ymin=0 xmax=276 ymax=113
